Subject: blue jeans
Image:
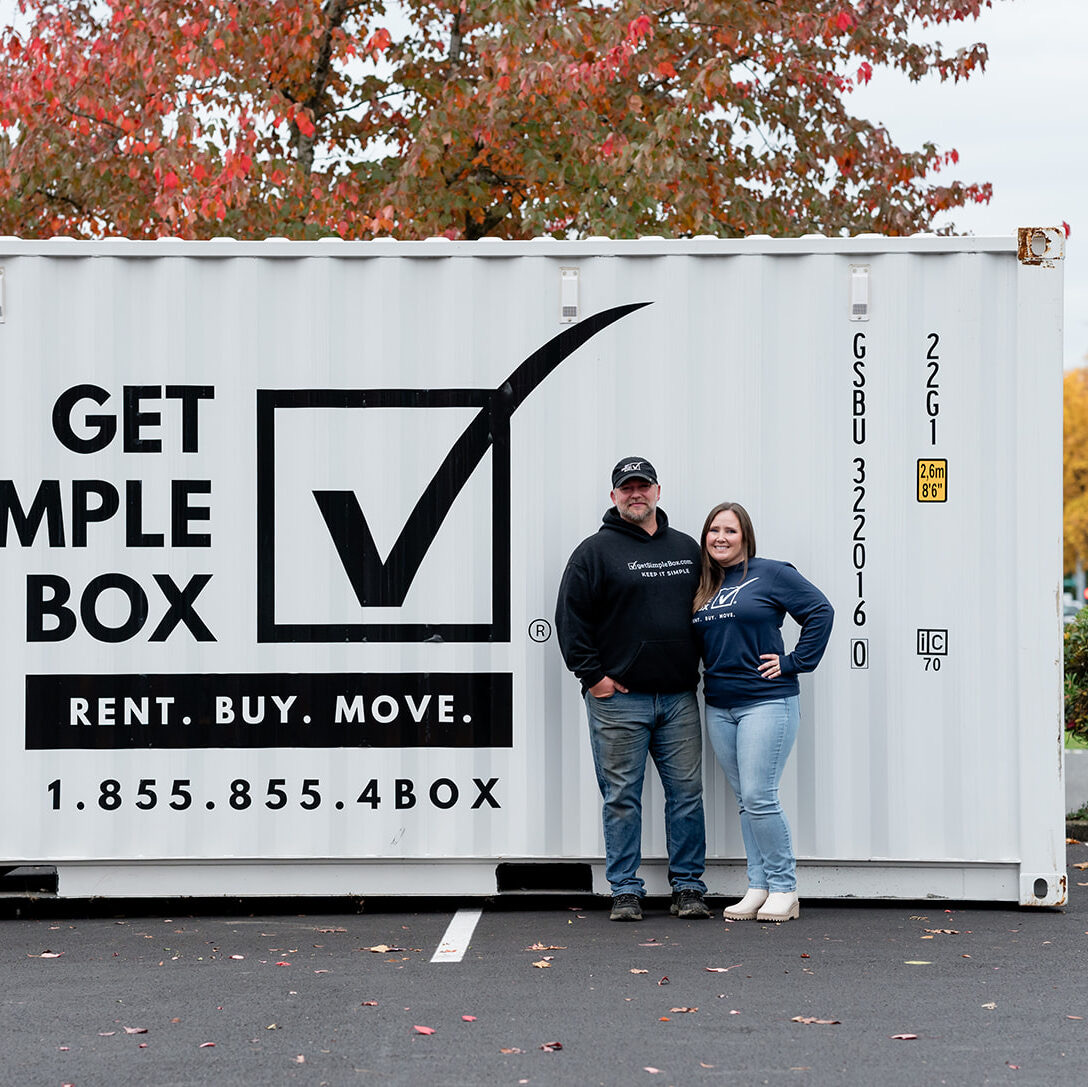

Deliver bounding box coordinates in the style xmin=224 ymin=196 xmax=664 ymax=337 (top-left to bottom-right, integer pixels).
xmin=705 ymin=696 xmax=799 ymax=893
xmin=584 ymin=690 xmax=707 ymax=897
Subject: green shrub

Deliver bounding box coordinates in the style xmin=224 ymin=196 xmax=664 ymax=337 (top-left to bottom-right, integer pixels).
xmin=1064 ymin=607 xmax=1088 ymax=743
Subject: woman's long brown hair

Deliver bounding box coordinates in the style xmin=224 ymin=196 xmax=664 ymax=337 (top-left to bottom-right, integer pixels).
xmin=692 ymin=502 xmax=757 ymax=613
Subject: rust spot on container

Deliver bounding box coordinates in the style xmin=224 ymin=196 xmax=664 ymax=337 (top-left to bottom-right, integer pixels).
xmin=1017 ymin=227 xmax=1065 ymax=266
xmin=1023 ymin=872 xmax=1067 ymax=907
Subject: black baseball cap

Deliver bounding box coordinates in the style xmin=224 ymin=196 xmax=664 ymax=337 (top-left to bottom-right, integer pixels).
xmin=611 ymin=457 xmax=658 ymax=488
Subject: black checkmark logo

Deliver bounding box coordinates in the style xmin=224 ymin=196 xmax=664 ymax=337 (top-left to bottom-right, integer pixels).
xmin=312 ymin=302 xmax=649 ymax=607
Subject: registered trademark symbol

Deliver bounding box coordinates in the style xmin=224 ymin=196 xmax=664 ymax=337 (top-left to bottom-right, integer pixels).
xmin=528 ymin=618 xmax=552 ymax=643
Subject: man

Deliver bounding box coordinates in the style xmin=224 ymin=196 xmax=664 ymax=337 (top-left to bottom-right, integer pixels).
xmin=555 ymin=458 xmax=709 ymax=921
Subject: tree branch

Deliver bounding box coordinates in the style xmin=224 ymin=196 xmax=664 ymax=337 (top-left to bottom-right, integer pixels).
xmin=33 ymin=187 xmax=87 ymax=214
xmin=448 ymin=6 xmax=464 ymax=69
xmin=292 ymin=0 xmax=352 ymax=174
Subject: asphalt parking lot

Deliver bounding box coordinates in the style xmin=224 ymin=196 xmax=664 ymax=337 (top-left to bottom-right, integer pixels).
xmin=3 ymin=845 xmax=1088 ymax=1087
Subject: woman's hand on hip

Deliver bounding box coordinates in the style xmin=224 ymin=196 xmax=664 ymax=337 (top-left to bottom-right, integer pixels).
xmin=758 ymin=654 xmax=782 ymax=680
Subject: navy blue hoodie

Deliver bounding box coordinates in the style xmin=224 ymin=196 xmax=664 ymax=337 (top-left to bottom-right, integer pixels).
xmin=693 ymin=555 xmax=833 ymax=708
xmin=555 ymin=507 xmax=701 ymax=693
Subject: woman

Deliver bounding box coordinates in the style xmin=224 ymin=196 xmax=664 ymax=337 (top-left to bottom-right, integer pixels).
xmin=692 ymin=502 xmax=833 ymax=922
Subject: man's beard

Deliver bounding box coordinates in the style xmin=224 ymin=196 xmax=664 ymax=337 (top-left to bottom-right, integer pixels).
xmin=619 ymin=503 xmax=653 ymax=524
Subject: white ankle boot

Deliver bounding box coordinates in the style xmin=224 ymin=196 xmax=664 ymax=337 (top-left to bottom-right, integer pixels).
xmin=756 ymin=891 xmax=799 ymax=922
xmin=722 ymin=888 xmax=769 ymax=920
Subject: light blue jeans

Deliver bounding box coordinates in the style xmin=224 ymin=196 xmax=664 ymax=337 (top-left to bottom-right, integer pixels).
xmin=705 ymin=696 xmax=800 ymax=893
xmin=584 ymin=690 xmax=707 ymax=897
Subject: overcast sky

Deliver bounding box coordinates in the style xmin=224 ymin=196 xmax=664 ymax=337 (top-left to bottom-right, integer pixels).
xmin=852 ymin=0 xmax=1085 ymax=369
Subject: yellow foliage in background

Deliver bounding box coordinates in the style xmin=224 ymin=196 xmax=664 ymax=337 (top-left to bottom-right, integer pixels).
xmin=1065 ymin=368 xmax=1088 ymax=571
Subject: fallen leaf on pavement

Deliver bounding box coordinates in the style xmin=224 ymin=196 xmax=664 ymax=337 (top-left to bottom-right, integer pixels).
xmin=791 ymin=1016 xmax=840 ymax=1025
xmin=1067 ymin=1016 xmax=1083 ymax=1020
xmin=531 ymin=960 xmax=551 ymax=969
xmin=275 ymin=961 xmax=291 ymax=966
xmin=413 ymin=1025 xmax=435 ymax=1035
xmin=669 ymin=1007 xmax=698 ymax=1013
xmin=98 ymin=1031 xmax=116 ymax=1036
xmin=1073 ymin=862 xmax=1088 ymax=870
xmin=360 ymin=1001 xmax=378 ymax=1007
xmin=366 ymin=944 xmax=408 ymax=953
xmin=924 ymin=929 xmax=960 ymax=935
xmin=982 ymin=1002 xmax=997 ymax=1010
xmin=230 ymin=955 xmax=244 ymax=960
xmin=31 ymin=951 xmax=63 ymax=958
xmin=540 ymin=1041 xmax=563 ymax=1052
xmin=462 ymin=1015 xmax=477 ymax=1022
xmin=891 ymin=1034 xmax=919 ymax=1040
xmin=706 ymin=965 xmax=742 ymax=973
xmin=526 ymin=943 xmax=566 ymax=951
xmin=659 ymin=1017 xmax=670 ymax=1022
xmin=638 ymin=939 xmax=662 ymax=946
xmin=644 ymin=1068 xmax=661 ymax=1074
xmin=123 ymin=1027 xmax=147 ymax=1035
xmin=293 ymin=1055 xmax=305 ymax=1064
xmin=500 ymin=1047 xmax=523 ymax=1054
xmin=316 ymin=927 xmax=347 ymax=933
xmin=630 ymin=969 xmax=648 ymax=974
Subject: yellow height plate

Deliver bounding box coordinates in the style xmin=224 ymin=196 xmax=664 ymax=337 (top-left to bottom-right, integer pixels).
xmin=917 ymin=459 xmax=947 ymax=502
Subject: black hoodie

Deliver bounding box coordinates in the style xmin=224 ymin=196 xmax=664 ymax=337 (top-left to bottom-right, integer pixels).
xmin=555 ymin=507 xmax=701 ymax=694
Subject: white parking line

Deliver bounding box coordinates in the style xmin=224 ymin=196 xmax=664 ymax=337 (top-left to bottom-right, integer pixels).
xmin=430 ymin=908 xmax=483 ymax=963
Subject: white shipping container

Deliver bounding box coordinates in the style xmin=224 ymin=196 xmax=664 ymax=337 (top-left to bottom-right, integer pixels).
xmin=0 ymin=233 xmax=1066 ymax=904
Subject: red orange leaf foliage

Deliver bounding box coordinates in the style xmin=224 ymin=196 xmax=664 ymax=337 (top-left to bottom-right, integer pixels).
xmin=0 ymin=0 xmax=993 ymax=240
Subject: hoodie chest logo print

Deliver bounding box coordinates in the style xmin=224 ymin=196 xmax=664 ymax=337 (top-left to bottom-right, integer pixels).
xmin=709 ymin=577 xmax=759 ymax=610
xmin=627 ymin=558 xmax=695 ymax=579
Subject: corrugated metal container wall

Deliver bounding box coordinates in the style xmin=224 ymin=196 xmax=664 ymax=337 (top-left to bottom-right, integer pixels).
xmin=0 ymin=234 xmax=1065 ymax=903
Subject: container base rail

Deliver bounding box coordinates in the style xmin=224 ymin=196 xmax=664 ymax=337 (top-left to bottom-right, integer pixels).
xmin=0 ymin=859 xmax=1066 ymax=907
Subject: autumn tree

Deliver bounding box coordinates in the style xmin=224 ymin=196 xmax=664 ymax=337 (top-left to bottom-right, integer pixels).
xmin=0 ymin=0 xmax=995 ymax=241
xmin=1065 ymin=368 xmax=1088 ymax=575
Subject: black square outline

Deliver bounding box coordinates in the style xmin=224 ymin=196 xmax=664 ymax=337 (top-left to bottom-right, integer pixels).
xmin=850 ymin=638 xmax=869 ymax=669
xmin=256 ymin=389 xmax=511 ymax=643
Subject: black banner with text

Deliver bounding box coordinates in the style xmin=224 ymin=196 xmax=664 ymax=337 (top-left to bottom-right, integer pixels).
xmin=26 ymin=672 xmax=513 ymax=749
